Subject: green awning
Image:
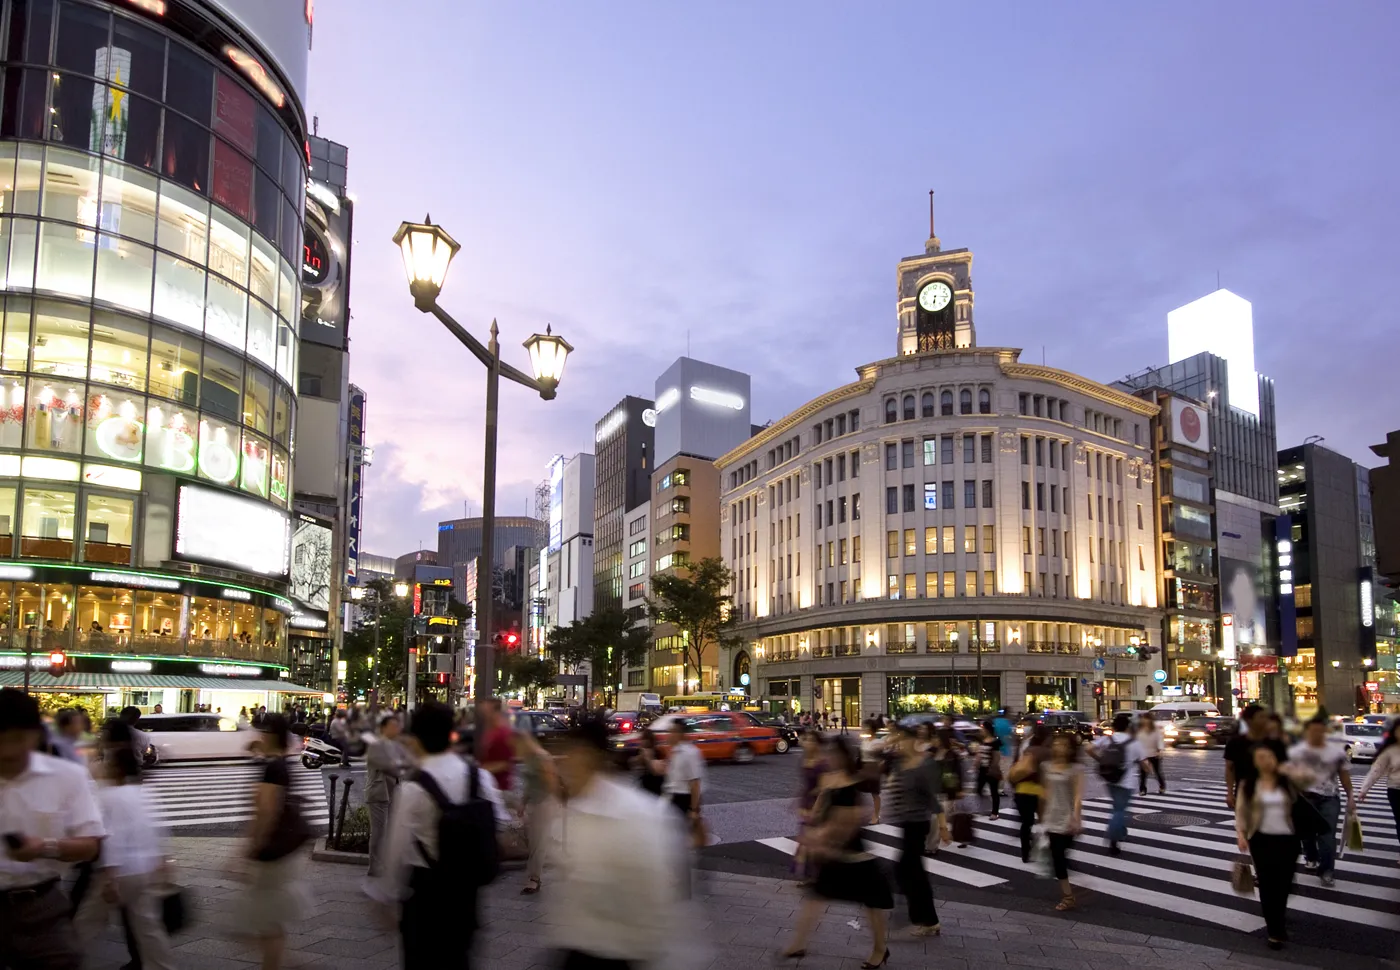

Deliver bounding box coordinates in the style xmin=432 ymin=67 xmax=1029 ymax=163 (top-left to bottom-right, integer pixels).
xmin=0 ymin=672 xmax=324 ymax=694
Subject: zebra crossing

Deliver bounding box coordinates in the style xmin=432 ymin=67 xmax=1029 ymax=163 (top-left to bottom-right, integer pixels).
xmin=143 ymin=757 xmax=330 ymax=830
xmin=756 ymin=781 xmax=1400 ymax=934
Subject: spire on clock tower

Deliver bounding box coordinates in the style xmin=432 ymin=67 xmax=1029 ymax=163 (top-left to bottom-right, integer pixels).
xmin=925 ymin=189 xmax=941 ymax=253
xmin=896 ymin=191 xmax=975 ymax=355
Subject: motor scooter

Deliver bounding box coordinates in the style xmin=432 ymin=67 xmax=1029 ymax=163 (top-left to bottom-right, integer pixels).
xmin=300 ymin=732 xmax=345 ymax=769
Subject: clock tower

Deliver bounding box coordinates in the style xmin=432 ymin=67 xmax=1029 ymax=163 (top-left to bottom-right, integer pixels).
xmin=896 ymin=191 xmax=975 ymax=355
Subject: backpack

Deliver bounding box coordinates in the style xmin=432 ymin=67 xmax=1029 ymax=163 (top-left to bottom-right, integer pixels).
xmin=414 ymin=759 xmax=500 ymax=890
xmin=1097 ymin=739 xmax=1128 ymax=785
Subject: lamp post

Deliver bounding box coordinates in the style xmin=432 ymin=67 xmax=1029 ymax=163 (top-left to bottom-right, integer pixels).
xmin=949 ymin=630 xmax=959 ymax=714
xmin=393 ymin=217 xmax=573 ymax=700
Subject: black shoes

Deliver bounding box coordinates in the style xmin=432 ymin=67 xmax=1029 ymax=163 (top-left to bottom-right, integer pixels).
xmin=861 ymin=948 xmax=891 ymax=969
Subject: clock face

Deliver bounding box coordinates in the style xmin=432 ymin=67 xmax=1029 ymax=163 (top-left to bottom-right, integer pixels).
xmin=919 ymin=281 xmax=952 ymax=312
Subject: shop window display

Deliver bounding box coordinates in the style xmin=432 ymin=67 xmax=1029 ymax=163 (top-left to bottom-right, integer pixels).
xmin=94 ymin=233 xmax=154 ymax=313
xmin=86 ymin=385 xmax=143 ymax=463
xmin=27 ymin=377 xmax=85 ymax=453
xmin=269 ymin=446 xmax=288 ymax=505
xmin=88 ymin=311 xmax=148 ymax=389
xmin=271 ymin=385 xmax=290 ymax=447
xmin=143 ymin=402 xmax=195 ymax=473
xmin=97 ymin=160 xmax=158 ymax=246
xmin=148 ymin=324 xmax=199 ymax=403
xmin=242 ymin=365 xmax=270 ymax=433
xmin=20 ymin=486 xmax=76 ymax=558
xmin=195 ymin=414 xmax=238 ymax=485
xmin=0 ymin=377 xmax=23 ymax=448
xmin=239 ymin=429 xmax=268 ymax=498
xmin=0 ymin=483 xmax=13 ymax=554
xmin=31 ymin=300 xmax=90 ymax=376
xmin=199 ymin=342 xmax=240 ymax=420
xmin=152 ymin=252 xmax=205 ymax=332
xmin=81 ymin=492 xmax=132 ymax=564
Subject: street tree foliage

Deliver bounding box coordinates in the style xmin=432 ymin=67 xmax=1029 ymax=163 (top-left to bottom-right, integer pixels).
xmin=546 ymin=607 xmax=651 ymax=708
xmin=646 ymin=557 xmax=742 ymax=695
xmin=497 ymin=651 xmax=557 ymax=706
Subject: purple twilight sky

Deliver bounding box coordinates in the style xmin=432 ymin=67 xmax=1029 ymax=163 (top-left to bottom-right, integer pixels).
xmin=302 ymin=1 xmax=1399 ymax=558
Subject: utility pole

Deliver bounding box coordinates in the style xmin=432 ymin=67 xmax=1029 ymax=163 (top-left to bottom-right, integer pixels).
xmin=405 ymin=616 xmax=417 ymax=714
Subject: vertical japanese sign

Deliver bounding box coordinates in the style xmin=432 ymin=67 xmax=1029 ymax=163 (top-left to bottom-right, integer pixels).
xmin=345 ymin=384 xmax=366 ymax=584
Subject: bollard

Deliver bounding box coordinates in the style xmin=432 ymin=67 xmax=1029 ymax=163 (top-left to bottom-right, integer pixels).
xmin=326 ymin=770 xmax=338 ymax=840
xmin=335 ymin=776 xmax=355 ymax=851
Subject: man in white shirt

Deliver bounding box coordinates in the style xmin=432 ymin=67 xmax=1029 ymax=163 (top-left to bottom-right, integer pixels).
xmin=0 ymin=688 xmax=105 ymax=970
xmin=365 ymin=701 xmax=507 ymax=970
xmin=1093 ymin=712 xmax=1149 ymax=856
xmin=1288 ymin=714 xmax=1352 ymax=887
xmin=663 ymin=720 xmax=705 ymax=822
xmin=550 ymin=716 xmax=689 ymax=969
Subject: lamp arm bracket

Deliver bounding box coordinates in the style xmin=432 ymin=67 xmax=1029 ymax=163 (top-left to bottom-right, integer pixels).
xmin=428 ymin=303 xmax=496 ymax=370
xmin=499 ymin=359 xmax=542 ymax=392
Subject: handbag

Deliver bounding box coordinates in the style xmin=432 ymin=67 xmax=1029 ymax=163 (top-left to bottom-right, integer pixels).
xmin=257 ymin=788 xmax=310 ymax=862
xmin=950 ymin=810 xmax=974 ymax=845
xmin=161 ymin=888 xmax=188 ymax=934
xmin=1230 ymin=855 xmax=1255 ymax=895
xmin=1345 ymin=813 xmax=1364 ymax=852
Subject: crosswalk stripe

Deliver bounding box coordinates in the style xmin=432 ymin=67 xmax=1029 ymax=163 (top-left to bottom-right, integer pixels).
xmin=141 ymin=757 xmax=331 ymax=830
xmin=757 ymin=836 xmax=1009 ymax=889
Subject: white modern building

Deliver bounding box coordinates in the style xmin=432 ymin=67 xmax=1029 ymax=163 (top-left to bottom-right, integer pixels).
xmin=716 ymin=217 xmax=1164 ymax=723
xmin=527 ymin=452 xmax=594 ymax=658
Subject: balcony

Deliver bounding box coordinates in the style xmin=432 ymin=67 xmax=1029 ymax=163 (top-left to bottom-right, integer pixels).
xmin=2 ymin=628 xmax=287 ymax=667
xmin=834 ymin=642 xmax=860 ymax=658
xmin=969 ymin=640 xmax=1002 ymax=654
xmin=1025 ymin=641 xmax=1081 ymax=656
xmin=926 ymin=640 xmax=959 ymax=654
xmin=812 ymin=644 xmax=833 ymax=659
xmin=887 ymin=640 xmax=918 ymax=655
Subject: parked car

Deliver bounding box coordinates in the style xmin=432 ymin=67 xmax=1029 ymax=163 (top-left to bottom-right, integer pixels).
xmin=613 ymin=711 xmax=782 ymax=764
xmin=1163 ymin=715 xmax=1232 ymax=748
xmin=135 ymin=713 xmax=256 ymax=762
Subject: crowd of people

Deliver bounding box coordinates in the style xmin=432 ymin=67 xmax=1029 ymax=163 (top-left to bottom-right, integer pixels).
xmin=7 ymin=689 xmax=1400 ymax=968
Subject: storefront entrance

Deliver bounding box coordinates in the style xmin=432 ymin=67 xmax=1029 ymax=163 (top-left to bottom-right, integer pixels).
xmin=816 ymin=676 xmax=861 ymax=726
xmin=887 ymin=675 xmax=1000 ymax=717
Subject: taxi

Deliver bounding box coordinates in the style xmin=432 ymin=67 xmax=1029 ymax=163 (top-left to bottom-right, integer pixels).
xmin=615 ymin=711 xmax=782 ymax=764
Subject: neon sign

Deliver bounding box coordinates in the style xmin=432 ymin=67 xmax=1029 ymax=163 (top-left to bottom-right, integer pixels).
xmin=197 ymin=422 xmax=239 ymax=484
xmin=224 ymin=46 xmax=285 ymax=108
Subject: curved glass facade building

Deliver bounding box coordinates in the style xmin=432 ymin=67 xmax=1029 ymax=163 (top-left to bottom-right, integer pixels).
xmin=0 ymin=0 xmax=317 ymax=712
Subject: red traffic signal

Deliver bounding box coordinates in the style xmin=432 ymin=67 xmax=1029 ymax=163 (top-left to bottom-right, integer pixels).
xmin=436 ymin=672 xmax=447 ymax=684
xmin=504 ymin=632 xmax=519 ymax=647
xmin=48 ymin=651 xmax=66 ymax=678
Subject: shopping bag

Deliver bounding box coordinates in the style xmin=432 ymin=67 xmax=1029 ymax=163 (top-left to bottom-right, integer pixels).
xmin=1230 ymin=855 xmax=1255 ymax=895
xmin=1346 ymin=814 xmax=1364 ymax=852
xmin=1030 ymin=832 xmax=1054 ymax=879
xmin=951 ymin=811 xmax=974 ymax=846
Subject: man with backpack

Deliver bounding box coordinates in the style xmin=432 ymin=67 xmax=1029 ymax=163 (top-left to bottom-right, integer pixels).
xmin=366 ymin=701 xmax=509 ymax=969
xmin=1092 ymin=712 xmax=1149 ymax=855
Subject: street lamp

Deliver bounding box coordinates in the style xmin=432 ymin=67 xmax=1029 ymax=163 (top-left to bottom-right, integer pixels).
xmin=394 ymin=215 xmax=573 ymax=699
xmin=393 ymin=580 xmax=410 ymax=599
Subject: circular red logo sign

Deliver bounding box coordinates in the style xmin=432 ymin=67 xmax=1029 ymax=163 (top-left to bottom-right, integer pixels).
xmin=1179 ymin=405 xmax=1202 ymax=443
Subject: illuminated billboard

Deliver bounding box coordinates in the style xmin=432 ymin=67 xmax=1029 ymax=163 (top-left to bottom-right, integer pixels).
xmin=1167 ymin=289 xmax=1259 ymax=416
xmin=175 ymin=483 xmax=290 ymax=577
xmin=547 ymin=455 xmax=564 ymax=552
xmin=290 ymin=513 xmax=333 ymax=609
xmin=1169 ymin=398 xmax=1211 ymax=454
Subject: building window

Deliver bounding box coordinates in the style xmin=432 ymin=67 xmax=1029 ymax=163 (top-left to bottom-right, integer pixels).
xmin=885 ymin=443 xmax=897 ymax=470
xmin=942 ymin=526 xmax=954 ymax=554
xmin=959 ymin=389 xmax=972 ymax=414
xmin=901 ymin=529 xmax=914 ymax=557
xmin=884 ymin=399 xmax=896 ymax=423
xmin=925 ymin=572 xmax=938 ymax=598
xmin=923 ymin=437 xmax=936 ymax=466
xmin=921 ymin=392 xmax=934 ymax=418
xmin=837 ymin=454 xmax=846 ymax=481
xmin=904 ymin=574 xmax=917 ymax=600
xmin=1023 ymin=526 xmax=1032 ymax=555
xmin=850 ymin=409 xmax=860 ymax=432
xmin=839 ymin=538 xmax=848 ymax=564
xmin=940 ymin=390 xmax=953 ymax=416
xmin=851 ymin=450 xmax=860 ymax=477
xmin=984 ymin=570 xmax=996 ymax=594
xmin=629 ymin=539 xmax=647 ymax=557
xmin=1050 ymin=484 xmax=1059 ymax=513
xmin=903 ymin=484 xmax=915 ymax=512
xmin=981 ymin=434 xmax=993 ymax=463
xmin=886 ymin=487 xmax=897 ymax=515
xmin=964 ymin=526 xmax=976 ymax=554
xmin=1136 ymin=503 xmax=1144 ymax=529
xmin=1036 ymin=482 xmax=1044 ymax=511
xmin=981 ymin=480 xmax=993 ymax=508
xmin=1019 ymin=393 xmax=1028 ymax=415
xmin=1037 ymin=527 xmax=1045 ymax=555
xmin=628 ymin=561 xmax=645 ymax=579
xmin=838 ymin=497 xmax=847 ymax=523
xmin=979 ymin=388 xmax=991 ymax=414
xmin=962 ymin=435 xmax=975 ymax=464
xmin=924 ymin=527 xmax=937 ymax=554
xmin=982 ymin=525 xmax=994 ymax=554
xmin=21 ymin=487 xmax=75 ymax=559
xmin=1022 ymin=481 xmax=1030 ymax=510
xmin=1035 ymin=438 xmax=1044 ymax=466
xmin=852 ymin=495 xmax=861 ymax=520
xmin=887 ymin=574 xmax=899 ymax=600
xmin=82 ymin=493 xmax=134 ymax=565
xmin=902 ymin=440 xmax=915 ymax=468
xmin=942 ymin=481 xmax=954 ymax=509
xmin=887 ymin=531 xmax=899 ymax=559
xmin=963 ymin=480 xmax=976 ymax=508
xmin=902 ymin=395 xmax=915 ymax=420
xmin=943 ymin=573 xmax=956 ymax=597
xmin=964 ymin=571 xmax=976 ymax=596
xmin=941 ymin=435 xmax=954 ymax=464
xmin=923 ymin=483 xmax=937 ymax=510
xmin=1021 ymin=436 xmax=1029 ymax=465
xmin=853 ymin=536 xmax=861 ymax=562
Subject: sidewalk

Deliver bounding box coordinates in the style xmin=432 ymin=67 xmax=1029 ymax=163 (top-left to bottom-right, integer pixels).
xmin=81 ymin=837 xmax=1369 ymax=970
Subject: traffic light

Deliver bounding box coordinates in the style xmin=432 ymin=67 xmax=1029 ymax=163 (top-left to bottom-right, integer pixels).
xmin=48 ymin=651 xmax=66 ymax=678
xmin=1092 ymin=683 xmax=1104 ymax=698
xmin=436 ymin=672 xmax=447 ymax=685
xmin=504 ymin=632 xmax=519 ymax=649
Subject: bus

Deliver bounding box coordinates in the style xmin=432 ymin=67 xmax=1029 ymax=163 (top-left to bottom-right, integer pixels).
xmin=661 ymin=691 xmax=783 ymax=715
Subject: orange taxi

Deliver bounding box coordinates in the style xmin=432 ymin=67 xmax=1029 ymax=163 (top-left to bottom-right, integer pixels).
xmin=616 ymin=711 xmax=782 ymax=764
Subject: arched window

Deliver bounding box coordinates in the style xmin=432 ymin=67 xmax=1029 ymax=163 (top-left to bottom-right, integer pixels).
xmin=979 ymin=388 xmax=991 ymax=414
xmin=960 ymin=389 xmax=973 ymax=414
xmin=940 ymin=390 xmax=954 ymax=416
xmin=921 ymin=392 xmax=935 ymax=418
xmin=902 ymin=395 xmax=915 ymax=420
xmin=884 ymin=398 xmax=897 ymax=424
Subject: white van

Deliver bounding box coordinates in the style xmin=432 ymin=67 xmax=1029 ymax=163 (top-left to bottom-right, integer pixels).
xmin=1148 ymin=701 xmax=1222 ymax=722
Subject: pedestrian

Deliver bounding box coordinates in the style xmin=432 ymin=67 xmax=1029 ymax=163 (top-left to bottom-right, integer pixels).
xmin=632 ymin=727 xmax=666 ymax=796
xmin=0 ymin=687 xmax=105 ymax=970
xmin=234 ymin=714 xmax=309 ymax=970
xmin=49 ymin=709 xmax=89 ymax=765
xmin=118 ymin=706 xmax=150 ymax=764
xmin=793 ymin=730 xmax=826 ymax=884
xmin=1092 ymin=712 xmax=1149 ymax=855
xmin=975 ymin=720 xmax=1003 ymax=819
xmin=859 ymin=720 xmax=886 ymax=825
xmin=1136 ymin=713 xmax=1166 ymax=795
xmin=365 ymin=713 xmax=412 ymax=877
xmin=548 ymin=715 xmax=689 ymax=969
xmin=1288 ymin=714 xmax=1351 ymax=887
xmin=663 ymin=721 xmax=706 ymax=844
xmin=1234 ymin=744 xmax=1313 ymax=949
xmin=782 ymin=736 xmax=893 ymax=968
xmin=881 ymin=725 xmax=941 ymax=936
xmin=366 ymin=701 xmax=508 ymax=970
xmin=1224 ymin=705 xmax=1287 ymax=810
xmin=1009 ymin=723 xmax=1051 ymax=863
xmin=840 ymin=713 xmax=848 ymax=736
xmin=993 ymin=709 xmax=1016 ymax=794
xmin=76 ymin=721 xmax=178 ymax=970
xmin=475 ymin=698 xmax=516 ymax=793
xmin=929 ymin=728 xmax=963 ymax=847
xmin=514 ymin=725 xmax=556 ymax=896
xmin=1040 ymin=731 xmax=1084 ymax=912
xmin=1357 ymin=718 xmax=1400 ymax=844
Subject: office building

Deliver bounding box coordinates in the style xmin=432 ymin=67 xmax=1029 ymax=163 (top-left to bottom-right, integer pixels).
xmin=719 ymin=219 xmax=1162 ymax=723
xmin=0 ymin=0 xmax=325 ymax=712
xmin=394 ymin=549 xmax=436 ymax=579
xmin=592 ymin=396 xmax=653 ymax=614
xmin=437 ymin=515 xmax=540 ymax=574
xmin=527 ymin=453 xmax=594 ymax=657
xmin=1278 ymin=442 xmax=1377 ymax=715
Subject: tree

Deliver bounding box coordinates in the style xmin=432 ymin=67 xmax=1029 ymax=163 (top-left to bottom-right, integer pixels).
xmin=497 ymin=651 xmax=557 ymax=706
xmin=647 ymin=557 xmax=743 ymax=695
xmin=546 ymin=607 xmax=651 ymax=709
xmin=341 ymin=578 xmax=415 ymax=703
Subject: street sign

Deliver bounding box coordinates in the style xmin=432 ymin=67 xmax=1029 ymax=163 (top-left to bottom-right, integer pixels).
xmin=1153 ymin=669 xmax=1167 ymax=683
xmin=1105 ymin=646 xmax=1136 ymax=657
xmin=1092 ymin=658 xmax=1106 ymax=671
xmin=1080 ymin=678 xmax=1089 ymax=686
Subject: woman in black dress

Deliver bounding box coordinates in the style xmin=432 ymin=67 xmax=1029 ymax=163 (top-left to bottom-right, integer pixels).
xmin=782 ymin=736 xmax=893 ymax=969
